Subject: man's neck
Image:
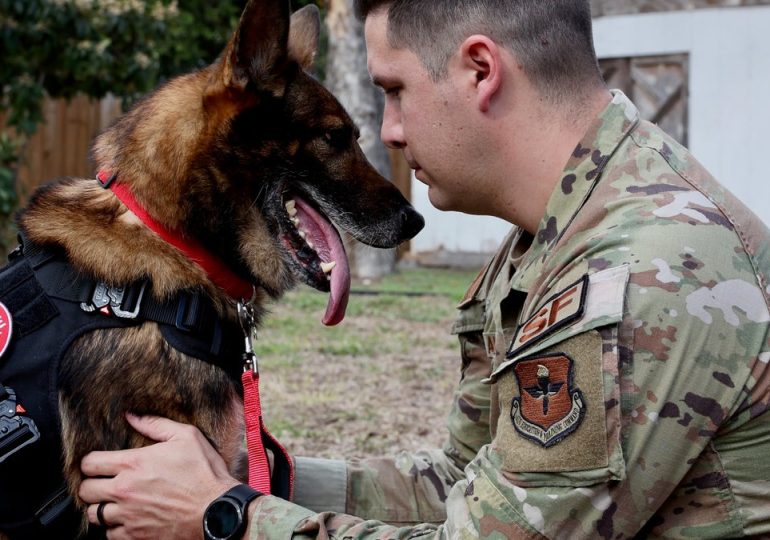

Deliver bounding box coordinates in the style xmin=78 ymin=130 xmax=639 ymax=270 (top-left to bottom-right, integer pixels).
xmin=496 ymin=87 xmax=612 ymax=234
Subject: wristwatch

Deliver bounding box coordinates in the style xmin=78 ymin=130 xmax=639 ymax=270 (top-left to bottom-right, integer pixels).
xmin=203 ymin=484 xmax=261 ymax=540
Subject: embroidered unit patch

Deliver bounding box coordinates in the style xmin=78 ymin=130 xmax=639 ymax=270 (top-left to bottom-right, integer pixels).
xmin=510 ymin=353 xmax=585 ymax=448
xmin=508 ymin=275 xmax=588 ymax=357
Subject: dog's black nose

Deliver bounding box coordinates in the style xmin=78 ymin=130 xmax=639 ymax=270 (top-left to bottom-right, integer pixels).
xmin=400 ymin=206 xmax=425 ymax=240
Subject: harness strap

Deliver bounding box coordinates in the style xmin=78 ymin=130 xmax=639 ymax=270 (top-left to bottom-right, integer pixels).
xmin=12 ymin=236 xmax=241 ymax=378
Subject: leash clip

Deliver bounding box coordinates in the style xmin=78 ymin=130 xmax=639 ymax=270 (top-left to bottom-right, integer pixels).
xmin=237 ymin=297 xmax=258 ymax=373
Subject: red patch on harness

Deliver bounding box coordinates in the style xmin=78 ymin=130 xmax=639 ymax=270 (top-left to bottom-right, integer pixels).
xmin=0 ymin=301 xmax=12 ymax=358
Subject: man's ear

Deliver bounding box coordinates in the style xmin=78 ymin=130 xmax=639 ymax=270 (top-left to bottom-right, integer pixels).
xmin=289 ymin=5 xmax=320 ymax=71
xmin=460 ymin=36 xmax=503 ymax=113
xmin=222 ymin=0 xmax=291 ymax=93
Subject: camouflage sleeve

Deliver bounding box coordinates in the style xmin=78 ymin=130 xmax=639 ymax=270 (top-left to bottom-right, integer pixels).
xmin=468 ymin=189 xmax=770 ymax=535
xmin=250 ymin=480 xmax=542 ymax=539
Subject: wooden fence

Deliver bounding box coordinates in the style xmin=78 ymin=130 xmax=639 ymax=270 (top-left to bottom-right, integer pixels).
xmin=6 ymin=95 xmax=123 ymax=203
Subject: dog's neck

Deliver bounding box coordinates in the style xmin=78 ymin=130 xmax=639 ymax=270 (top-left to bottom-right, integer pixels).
xmin=18 ymin=177 xmax=264 ymax=314
xmin=98 ymin=171 xmax=254 ymax=301
xmin=91 ymin=72 xmax=215 ymax=230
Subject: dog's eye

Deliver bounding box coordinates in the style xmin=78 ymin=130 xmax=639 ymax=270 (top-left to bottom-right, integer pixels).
xmin=323 ymin=129 xmax=349 ymax=150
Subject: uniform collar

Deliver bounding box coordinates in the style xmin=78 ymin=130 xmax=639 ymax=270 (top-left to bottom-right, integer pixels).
xmin=510 ymin=90 xmax=640 ymax=292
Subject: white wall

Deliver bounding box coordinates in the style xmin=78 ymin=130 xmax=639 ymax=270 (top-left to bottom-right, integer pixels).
xmin=411 ymin=6 xmax=770 ymax=256
xmin=593 ymin=6 xmax=770 ymax=226
xmin=410 ymin=183 xmax=512 ymax=254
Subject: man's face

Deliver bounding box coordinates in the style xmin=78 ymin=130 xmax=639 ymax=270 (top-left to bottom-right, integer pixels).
xmin=365 ymin=10 xmax=479 ymax=213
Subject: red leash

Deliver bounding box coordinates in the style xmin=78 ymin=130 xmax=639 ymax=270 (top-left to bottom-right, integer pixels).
xmin=242 ymin=369 xmax=272 ymax=493
xmin=238 ymin=303 xmax=294 ymax=498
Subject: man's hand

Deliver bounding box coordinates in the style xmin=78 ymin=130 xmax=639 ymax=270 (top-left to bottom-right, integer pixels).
xmin=79 ymin=413 xmax=240 ymax=540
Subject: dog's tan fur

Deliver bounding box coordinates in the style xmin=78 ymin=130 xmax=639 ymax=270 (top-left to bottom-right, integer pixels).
xmin=1 ymin=1 xmax=422 ymax=537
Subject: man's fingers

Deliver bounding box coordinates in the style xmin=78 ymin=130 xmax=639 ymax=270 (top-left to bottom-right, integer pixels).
xmin=125 ymin=413 xmax=193 ymax=442
xmin=105 ymin=527 xmax=130 ymax=540
xmin=80 ymin=448 xmax=139 ymax=479
xmin=79 ymin=477 xmax=117 ymax=504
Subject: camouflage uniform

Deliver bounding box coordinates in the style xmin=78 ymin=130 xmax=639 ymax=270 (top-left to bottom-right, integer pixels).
xmin=247 ymin=91 xmax=770 ymax=538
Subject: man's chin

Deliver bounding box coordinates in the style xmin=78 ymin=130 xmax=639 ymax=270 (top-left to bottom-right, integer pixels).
xmin=427 ymin=189 xmax=454 ymax=212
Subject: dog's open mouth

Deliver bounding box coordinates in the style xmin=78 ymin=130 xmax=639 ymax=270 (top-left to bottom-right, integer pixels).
xmin=279 ymin=195 xmax=350 ymax=326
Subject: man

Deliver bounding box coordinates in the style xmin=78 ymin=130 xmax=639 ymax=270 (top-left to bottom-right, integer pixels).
xmin=80 ymin=0 xmax=770 ymax=538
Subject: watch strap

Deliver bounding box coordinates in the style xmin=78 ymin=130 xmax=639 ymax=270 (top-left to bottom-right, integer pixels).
xmin=222 ymin=483 xmax=261 ymax=506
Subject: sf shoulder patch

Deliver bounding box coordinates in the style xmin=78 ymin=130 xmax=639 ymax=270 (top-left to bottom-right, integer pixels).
xmin=508 ymin=275 xmax=588 ymax=357
xmin=510 ymin=353 xmax=585 ymax=448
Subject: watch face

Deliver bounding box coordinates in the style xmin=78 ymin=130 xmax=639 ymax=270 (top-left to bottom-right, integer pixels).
xmin=204 ymin=499 xmax=242 ymax=540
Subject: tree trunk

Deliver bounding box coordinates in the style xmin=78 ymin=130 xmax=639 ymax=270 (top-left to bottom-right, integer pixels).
xmin=325 ymin=0 xmax=396 ymax=280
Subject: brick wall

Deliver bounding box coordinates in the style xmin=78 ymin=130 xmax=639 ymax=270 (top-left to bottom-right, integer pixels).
xmin=591 ymin=0 xmax=770 ymax=17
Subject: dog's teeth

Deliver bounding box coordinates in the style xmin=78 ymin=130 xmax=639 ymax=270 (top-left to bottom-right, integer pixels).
xmin=307 ymin=240 xmax=315 ymax=249
xmin=321 ymin=261 xmax=336 ymax=274
xmin=299 ymin=230 xmax=306 ymax=239
xmin=285 ymin=200 xmax=296 ymax=213
xmin=291 ymin=217 xmax=300 ymax=226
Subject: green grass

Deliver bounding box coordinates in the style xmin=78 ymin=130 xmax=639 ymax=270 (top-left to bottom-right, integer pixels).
xmin=256 ymin=266 xmax=480 ymax=459
xmin=258 ymin=267 xmax=478 ymax=363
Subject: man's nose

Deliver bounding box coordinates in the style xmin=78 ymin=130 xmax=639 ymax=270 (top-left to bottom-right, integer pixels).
xmin=381 ymin=103 xmax=405 ymax=150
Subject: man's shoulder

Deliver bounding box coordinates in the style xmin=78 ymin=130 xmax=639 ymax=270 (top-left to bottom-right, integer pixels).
xmin=581 ymin=120 xmax=770 ymax=281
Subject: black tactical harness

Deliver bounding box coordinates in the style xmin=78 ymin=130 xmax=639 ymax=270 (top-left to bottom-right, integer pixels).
xmin=0 ymin=236 xmax=244 ymax=538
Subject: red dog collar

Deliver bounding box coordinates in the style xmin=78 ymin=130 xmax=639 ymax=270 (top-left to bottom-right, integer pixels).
xmin=97 ymin=171 xmax=254 ymax=301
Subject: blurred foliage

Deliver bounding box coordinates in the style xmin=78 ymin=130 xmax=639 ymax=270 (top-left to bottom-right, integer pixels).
xmin=0 ymin=0 xmax=326 ymax=253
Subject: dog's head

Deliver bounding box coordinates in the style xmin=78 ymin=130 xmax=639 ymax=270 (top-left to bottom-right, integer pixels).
xmin=93 ymin=0 xmax=423 ymax=325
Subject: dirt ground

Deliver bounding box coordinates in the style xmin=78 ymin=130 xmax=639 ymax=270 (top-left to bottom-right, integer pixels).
xmin=258 ymin=279 xmax=466 ymax=461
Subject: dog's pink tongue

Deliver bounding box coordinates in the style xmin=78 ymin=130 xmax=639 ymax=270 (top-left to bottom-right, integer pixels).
xmin=293 ymin=198 xmax=350 ymax=326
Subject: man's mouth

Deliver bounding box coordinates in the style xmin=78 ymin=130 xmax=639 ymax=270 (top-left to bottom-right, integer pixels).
xmin=406 ymin=158 xmax=425 ymax=182
xmin=279 ymin=195 xmax=351 ymax=326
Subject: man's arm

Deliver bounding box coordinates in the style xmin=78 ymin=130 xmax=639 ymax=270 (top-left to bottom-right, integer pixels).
xmin=79 ymin=413 xmax=533 ymax=540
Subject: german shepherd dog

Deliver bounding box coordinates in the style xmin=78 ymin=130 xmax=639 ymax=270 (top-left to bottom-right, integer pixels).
xmin=0 ymin=0 xmax=422 ymax=537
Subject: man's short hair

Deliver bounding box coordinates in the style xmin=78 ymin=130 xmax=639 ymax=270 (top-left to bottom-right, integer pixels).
xmin=355 ymin=0 xmax=604 ymax=103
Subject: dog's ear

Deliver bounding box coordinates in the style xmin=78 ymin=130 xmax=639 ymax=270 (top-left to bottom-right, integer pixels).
xmin=223 ymin=0 xmax=291 ymax=93
xmin=289 ymin=5 xmax=320 ymax=71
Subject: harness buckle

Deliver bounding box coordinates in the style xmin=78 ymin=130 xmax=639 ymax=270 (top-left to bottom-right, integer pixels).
xmin=80 ymin=281 xmax=147 ymax=319
xmin=0 ymin=386 xmax=40 ymax=464
xmin=174 ymin=292 xmax=202 ymax=332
